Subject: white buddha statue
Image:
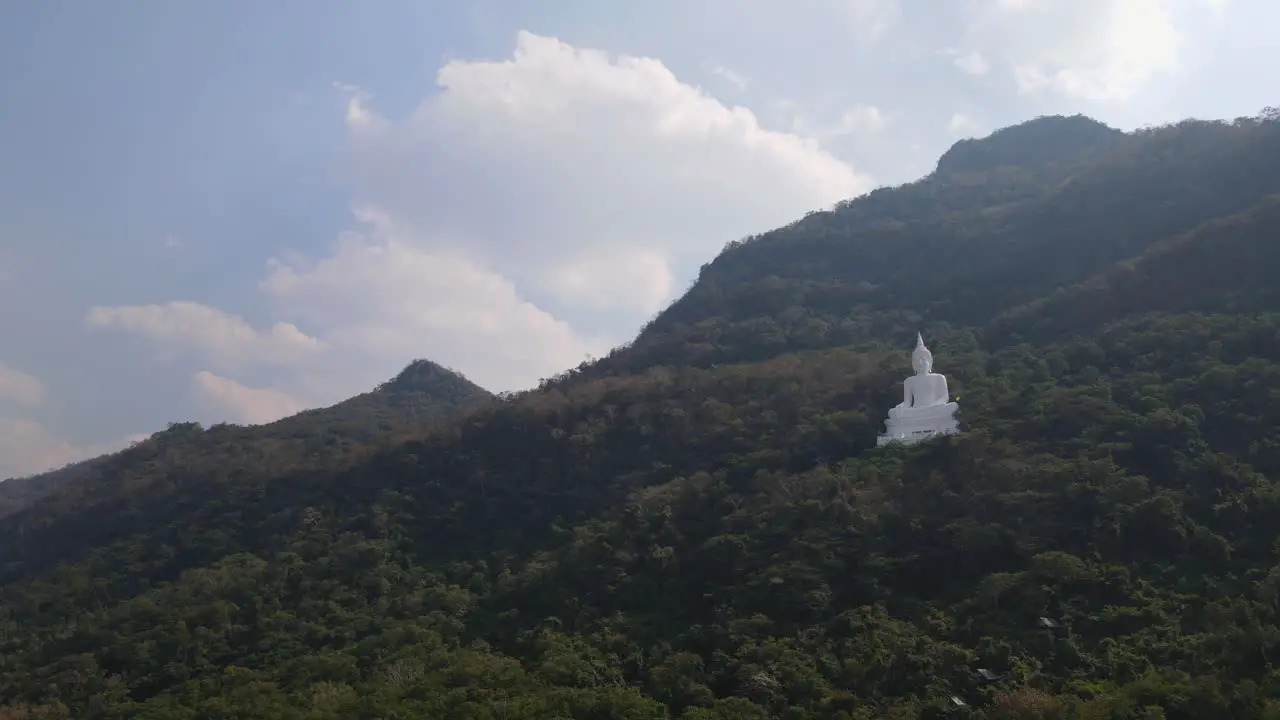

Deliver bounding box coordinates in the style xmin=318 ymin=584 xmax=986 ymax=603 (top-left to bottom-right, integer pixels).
xmin=877 ymin=333 xmax=960 ymax=446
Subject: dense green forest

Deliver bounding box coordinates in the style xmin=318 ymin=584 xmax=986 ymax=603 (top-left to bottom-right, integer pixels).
xmin=2 ymin=110 xmax=1280 ymax=718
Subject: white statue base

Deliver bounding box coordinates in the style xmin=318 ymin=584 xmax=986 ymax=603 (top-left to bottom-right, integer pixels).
xmin=876 ymin=403 xmax=960 ymax=447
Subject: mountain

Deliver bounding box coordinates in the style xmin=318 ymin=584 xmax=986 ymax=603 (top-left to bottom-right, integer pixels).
xmin=585 ymin=114 xmax=1280 ymax=377
xmin=2 ymin=110 xmax=1280 ymax=719
xmin=0 ymin=459 xmax=100 ymax=518
xmin=0 ymin=359 xmax=490 ymax=521
xmin=934 ymin=113 xmax=1124 ymax=177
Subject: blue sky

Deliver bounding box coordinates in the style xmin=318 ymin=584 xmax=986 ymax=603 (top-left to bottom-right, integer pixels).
xmin=0 ymin=0 xmax=1274 ymax=478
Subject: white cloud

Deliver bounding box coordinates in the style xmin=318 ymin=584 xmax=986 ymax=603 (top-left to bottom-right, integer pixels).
xmin=947 ymin=112 xmax=981 ymax=137
xmin=952 ymin=50 xmax=990 ymax=76
xmin=778 ymin=103 xmax=890 ymax=160
xmin=339 ymin=30 xmax=867 ymax=353
xmin=193 ymin=371 xmax=306 ymax=425
xmin=0 ymin=364 xmax=44 ymax=408
xmin=320 ymin=31 xmax=867 ymax=384
xmin=86 ymin=31 xmax=871 ymax=412
xmin=0 ymin=419 xmax=141 ymax=480
xmin=829 ymin=105 xmax=889 ymax=136
xmin=0 ymin=363 xmax=143 ymax=479
xmin=357 ymin=36 xmax=861 ymax=247
xmin=958 ymin=0 xmax=1223 ymax=103
xmin=0 ymin=419 xmax=83 ymax=479
xmin=335 ymin=81 xmax=379 ymax=128
xmin=543 ymin=245 xmax=675 ymax=315
xmin=0 ymin=365 xmax=60 ymax=479
xmin=343 ymin=32 xmax=868 ymax=297
xmin=709 ymin=64 xmax=750 ymax=91
xmin=85 ymin=301 xmax=325 ymax=371
xmin=259 ymin=210 xmax=609 ymax=392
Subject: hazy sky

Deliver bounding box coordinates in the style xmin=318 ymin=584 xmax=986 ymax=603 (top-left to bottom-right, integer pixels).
xmin=0 ymin=0 xmax=1274 ymax=478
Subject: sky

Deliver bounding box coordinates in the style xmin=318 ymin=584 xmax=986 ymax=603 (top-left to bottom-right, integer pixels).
xmin=0 ymin=0 xmax=1274 ymax=479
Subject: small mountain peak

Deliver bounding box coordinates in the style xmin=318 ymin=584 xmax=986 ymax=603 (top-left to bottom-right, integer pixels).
xmin=936 ymin=114 xmax=1122 ymax=177
xmin=378 ymin=359 xmax=480 ymax=395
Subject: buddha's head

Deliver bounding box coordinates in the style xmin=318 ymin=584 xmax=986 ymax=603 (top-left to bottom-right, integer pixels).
xmin=911 ymin=333 xmax=933 ymax=375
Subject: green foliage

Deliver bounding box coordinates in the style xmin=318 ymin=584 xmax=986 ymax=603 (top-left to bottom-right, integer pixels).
xmin=3 ymin=112 xmax=1280 ymax=718
xmin=0 ymin=358 xmax=490 ymax=561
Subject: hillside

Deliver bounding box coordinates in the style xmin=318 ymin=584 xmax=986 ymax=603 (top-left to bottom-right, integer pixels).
xmin=0 ymin=359 xmax=490 ymax=523
xmin=2 ymin=110 xmax=1280 ymax=719
xmin=582 ymin=113 xmax=1280 ymax=376
xmin=0 ymin=460 xmax=98 ymax=519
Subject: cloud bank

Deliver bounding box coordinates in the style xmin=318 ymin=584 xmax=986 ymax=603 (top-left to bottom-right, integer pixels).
xmin=87 ymin=31 xmax=872 ymax=427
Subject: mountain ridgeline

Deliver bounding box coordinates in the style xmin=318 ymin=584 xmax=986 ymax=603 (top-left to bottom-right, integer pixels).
xmin=0 ymin=359 xmax=489 ymax=520
xmin=2 ymin=110 xmax=1280 ymax=719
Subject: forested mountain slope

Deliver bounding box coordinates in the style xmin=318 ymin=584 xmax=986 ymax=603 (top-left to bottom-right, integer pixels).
xmin=0 ymin=460 xmax=97 ymax=519
xmin=585 ymin=113 xmax=1280 ymax=375
xmin=2 ymin=110 xmax=1280 ymax=719
xmin=0 ymin=359 xmax=489 ymax=524
xmin=990 ymin=193 xmax=1280 ymax=343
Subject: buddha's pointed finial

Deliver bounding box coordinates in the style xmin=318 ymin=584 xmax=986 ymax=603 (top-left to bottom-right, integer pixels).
xmin=911 ymin=332 xmax=933 ymax=375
